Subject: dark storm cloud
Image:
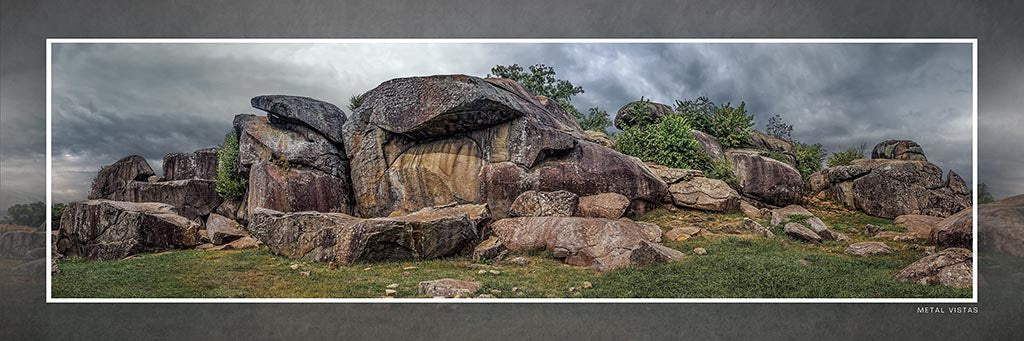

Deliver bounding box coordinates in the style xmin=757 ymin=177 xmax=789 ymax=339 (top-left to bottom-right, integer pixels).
xmin=38 ymin=42 xmax=975 ymax=204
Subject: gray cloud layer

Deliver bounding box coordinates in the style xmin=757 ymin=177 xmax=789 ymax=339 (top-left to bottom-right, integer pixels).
xmin=35 ymin=42 xmax=976 ymax=205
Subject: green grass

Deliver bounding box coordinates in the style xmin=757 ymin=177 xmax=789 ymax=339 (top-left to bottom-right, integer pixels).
xmin=53 ymin=235 xmax=970 ymax=299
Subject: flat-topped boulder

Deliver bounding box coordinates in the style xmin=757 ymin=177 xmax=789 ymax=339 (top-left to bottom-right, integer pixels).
xmin=668 ymin=176 xmax=741 ymax=212
xmin=251 ymin=95 xmax=348 ymax=144
xmin=576 ymin=193 xmax=630 ymax=219
xmin=872 ymin=140 xmax=927 ymax=161
xmin=246 ymin=161 xmax=354 ymax=216
xmin=163 ymin=147 xmax=219 ymax=181
xmin=613 ymin=100 xmax=674 ymax=130
xmin=490 ymin=216 xmax=673 ymax=271
xmin=119 ymin=179 xmax=221 ymax=220
xmin=88 ymin=155 xmax=155 ymax=199
xmin=56 ymin=200 xmax=200 ymax=260
xmin=813 ymin=158 xmax=969 ymax=218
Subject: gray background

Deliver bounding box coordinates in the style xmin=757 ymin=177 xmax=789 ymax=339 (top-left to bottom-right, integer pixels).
xmin=1 ymin=0 xmax=1022 ymax=339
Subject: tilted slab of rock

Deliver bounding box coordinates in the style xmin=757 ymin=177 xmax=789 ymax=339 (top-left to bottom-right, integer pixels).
xmin=784 ymin=223 xmax=821 ymax=243
xmin=247 ymin=161 xmax=354 ymax=216
xmin=645 ymin=163 xmax=704 ymax=184
xmin=0 ymin=230 xmax=46 ymax=259
xmin=576 ymin=193 xmax=630 ymax=219
xmin=894 ymin=248 xmax=972 ymax=288
xmin=248 ymin=205 xmax=478 ymax=264
xmin=690 ymin=130 xmax=725 ymax=161
xmin=741 ymin=218 xmax=775 ymax=238
xmin=872 ymin=140 xmax=927 ymax=161
xmin=163 ymin=147 xmax=219 ymax=181
xmin=234 ymin=114 xmax=348 ymax=178
xmin=816 ymin=159 xmax=969 ymax=218
xmin=845 ymin=241 xmax=894 ymax=256
xmin=668 ymin=176 xmax=741 ymax=212
xmin=510 ymin=190 xmax=579 ymax=217
xmin=931 ymin=208 xmax=972 ymax=248
xmin=205 ymin=213 xmax=248 ymax=245
xmin=772 ymin=205 xmax=843 ymax=241
xmin=56 ymin=200 xmax=200 ymax=260
xmin=613 ymin=100 xmax=674 ymax=130
xmin=88 ymin=155 xmax=155 ymax=199
xmin=490 ymin=217 xmax=671 ymax=271
xmin=746 ymin=129 xmax=796 ymax=165
xmin=726 ymin=149 xmax=803 ymax=206
xmin=251 ymin=95 xmax=348 ymax=144
xmin=978 ymin=194 xmax=1024 ymax=256
xmin=119 ymin=179 xmax=221 ymax=220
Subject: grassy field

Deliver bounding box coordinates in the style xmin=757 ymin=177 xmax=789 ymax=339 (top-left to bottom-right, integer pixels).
xmin=52 ymin=206 xmax=971 ymax=299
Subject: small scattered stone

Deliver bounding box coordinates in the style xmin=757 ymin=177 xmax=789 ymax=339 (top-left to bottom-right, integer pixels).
xmin=328 ymin=261 xmax=338 ymax=270
xmin=363 ymin=267 xmax=372 ymax=271
xmin=508 ymin=256 xmax=530 ymax=266
xmin=845 ymin=241 xmax=895 ymax=256
xmin=490 ymin=289 xmax=502 ymax=295
xmin=489 ymin=270 xmax=501 ymax=275
xmin=403 ymin=266 xmax=418 ymax=270
xmin=799 ymin=259 xmax=812 ymax=266
xmin=865 ymin=224 xmax=882 ymax=235
xmin=478 ymin=269 xmax=487 ymax=275
xmin=418 ymin=278 xmax=483 ymax=298
xmin=477 ymin=294 xmax=495 ymax=298
xmin=402 ymin=271 xmax=412 ymax=277
xmin=289 ymin=263 xmax=301 ymax=270
xmin=512 ymin=287 xmax=519 ymax=292
xmin=693 ymin=247 xmax=707 ymax=255
xmin=568 ymin=286 xmax=577 ymax=292
xmin=386 ymin=283 xmax=399 ymax=289
xmin=582 ymin=281 xmax=593 ymax=289
xmin=385 ymin=289 xmax=397 ymax=296
xmin=299 ymin=271 xmax=310 ymax=276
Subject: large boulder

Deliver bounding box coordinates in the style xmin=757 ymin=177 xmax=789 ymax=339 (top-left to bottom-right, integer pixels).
xmin=894 ymin=248 xmax=972 ymax=288
xmin=248 ymin=204 xmax=479 ymax=264
xmin=88 ymin=155 xmax=155 ymax=199
xmin=668 ymin=176 xmax=741 ymax=212
xmin=931 ymin=208 xmax=972 ymax=248
xmin=251 ymin=95 xmax=348 ymax=144
xmin=509 ymin=190 xmax=578 ymax=217
xmin=575 ymin=193 xmax=630 ymax=219
xmin=690 ymin=130 xmax=724 ymax=160
xmin=871 ymin=140 xmax=927 ymax=161
xmin=613 ymin=100 xmax=674 ymax=130
xmin=205 ymin=213 xmax=248 ymax=245
xmin=234 ymin=114 xmax=348 ymax=178
xmin=0 ymin=230 xmax=46 ymax=259
xmin=772 ymin=205 xmax=843 ymax=241
xmin=978 ymin=194 xmax=1024 ymax=256
xmin=247 ymin=161 xmax=354 ymax=216
xmin=119 ymin=179 xmax=221 ymax=220
xmin=343 ymin=75 xmax=667 ymax=219
xmin=56 ymin=200 xmax=201 ymax=260
xmin=163 ymin=147 xmax=219 ymax=181
xmin=746 ymin=129 xmax=797 ymax=165
xmin=726 ymin=149 xmax=803 ymax=206
xmin=490 ymin=217 xmax=670 ymax=271
xmin=815 ymin=159 xmax=969 ymax=218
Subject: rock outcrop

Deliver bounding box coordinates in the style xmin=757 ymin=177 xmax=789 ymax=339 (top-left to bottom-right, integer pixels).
xmin=118 ymin=179 xmax=221 ymax=220
xmin=871 ymin=140 xmax=927 ymax=161
xmin=747 ymin=129 xmax=797 ymax=165
xmin=726 ymin=149 xmax=803 ymax=206
xmin=251 ymin=94 xmax=348 ymax=144
xmin=575 ymin=193 xmax=630 ymax=219
xmin=246 ymin=161 xmax=353 ymax=215
xmin=56 ymin=200 xmax=201 ymax=260
xmin=163 ymin=148 xmax=219 ymax=181
xmin=668 ymin=176 xmax=741 ymax=212
xmin=978 ymin=194 xmax=1024 ymax=256
xmin=931 ymin=208 xmax=972 ymax=248
xmin=509 ymin=190 xmax=578 ymax=217
xmin=205 ymin=213 xmax=248 ymax=245
xmin=894 ymin=248 xmax=972 ymax=288
xmin=613 ymin=100 xmax=674 ymax=130
xmin=88 ymin=155 xmax=155 ymax=199
xmin=0 ymin=230 xmax=46 ymax=259
xmin=490 ymin=217 xmax=670 ymax=271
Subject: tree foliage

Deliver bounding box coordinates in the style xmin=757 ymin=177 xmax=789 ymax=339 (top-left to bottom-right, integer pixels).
xmin=794 ymin=142 xmax=827 ymax=179
xmin=215 ymin=131 xmax=247 ymax=200
xmin=674 ymin=97 xmax=753 ymax=148
xmin=578 ymin=107 xmax=612 ymax=133
xmin=347 ymin=94 xmax=363 ymax=111
xmin=766 ymin=114 xmax=793 ymax=141
xmin=827 ymin=144 xmax=867 ymax=167
xmin=51 ymin=203 xmax=67 ymax=226
xmin=489 ymin=63 xmax=585 ymax=121
xmin=614 ymin=114 xmax=738 ymax=187
xmin=3 ymin=201 xmax=45 ymax=227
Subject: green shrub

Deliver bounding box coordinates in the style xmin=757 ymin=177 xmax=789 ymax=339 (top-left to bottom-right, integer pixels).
xmin=347 ymin=94 xmax=363 ymax=111
xmin=215 ymin=131 xmax=247 ymax=200
xmin=764 ymin=151 xmax=790 ymax=164
xmin=674 ymin=97 xmax=753 ymax=148
xmin=827 ymin=144 xmax=867 ymax=167
xmin=674 ymin=96 xmax=716 ymax=134
xmin=706 ymin=159 xmax=740 ymax=189
xmin=579 ymin=107 xmax=612 ymax=134
xmin=794 ymin=142 xmax=827 ymax=179
xmin=615 ymin=115 xmax=712 ymax=171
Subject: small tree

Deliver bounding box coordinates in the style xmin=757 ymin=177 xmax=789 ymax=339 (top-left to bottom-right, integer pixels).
xmin=347 ymin=94 xmax=363 ymax=111
xmin=827 ymin=144 xmax=867 ymax=167
xmin=794 ymin=142 xmax=827 ymax=179
xmin=215 ymin=131 xmax=247 ymax=200
xmin=710 ymin=102 xmax=754 ymax=148
xmin=766 ymin=114 xmax=793 ymax=141
xmin=579 ymin=107 xmax=612 ymax=134
xmin=489 ymin=63 xmax=584 ymax=118
xmin=674 ymin=96 xmax=716 ymax=133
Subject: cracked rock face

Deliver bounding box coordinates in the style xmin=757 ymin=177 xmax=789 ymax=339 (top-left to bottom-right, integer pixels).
xmin=234 ymin=114 xmax=348 ymax=178
xmin=163 ymin=148 xmax=219 ymax=181
xmin=251 ymin=94 xmax=348 ymax=145
xmin=894 ymin=248 xmax=972 ymax=288
xmin=56 ymin=200 xmax=200 ymax=260
xmin=871 ymin=140 xmax=927 ymax=161
xmin=510 ymin=190 xmax=578 ymax=217
xmin=668 ymin=176 xmax=741 ymax=213
xmin=88 ymin=155 xmax=155 ymax=199
xmin=979 ymin=194 xmax=1024 ymax=256
xmin=814 ymin=159 xmax=970 ymax=219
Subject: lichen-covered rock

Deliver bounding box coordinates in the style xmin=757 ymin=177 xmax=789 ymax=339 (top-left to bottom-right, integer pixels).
xmin=576 ymin=193 xmax=630 ymax=219
xmin=119 ymin=179 xmax=221 ymax=220
xmin=747 ymin=129 xmax=796 ymax=165
xmin=510 ymin=190 xmax=579 ymax=217
xmin=88 ymin=155 xmax=155 ymax=199
xmin=845 ymin=242 xmax=894 ymax=256
xmin=471 ymin=236 xmax=506 ymax=261
xmin=979 ymin=194 xmax=1024 ymax=256
xmin=163 ymin=147 xmax=219 ymax=181
xmin=894 ymin=248 xmax=972 ymax=288
xmin=645 ymin=163 xmax=704 ymax=184
xmin=726 ymin=149 xmax=803 ymax=206
xmin=582 ymin=130 xmax=614 ymax=148
xmin=691 ymin=130 xmax=724 ymax=160
xmin=234 ymin=114 xmax=348 ymax=178
xmin=418 ymin=278 xmax=482 ymax=298
xmin=246 ymin=161 xmax=353 ymax=215
xmin=490 ymin=217 xmax=665 ymax=271
xmin=816 ymin=159 xmax=970 ymax=219
xmin=740 ymin=201 xmax=764 ymax=219
xmin=248 ymin=205 xmax=478 ymax=264
xmin=629 ymin=240 xmax=684 ymax=267
xmin=871 ymin=140 xmax=927 ymax=161
xmin=784 ymin=223 xmax=821 ymax=243
xmin=56 ymin=200 xmax=200 ymax=260
xmin=741 ymin=218 xmax=775 ymax=238
xmin=931 ymin=208 xmax=972 ymax=248
xmin=0 ymin=230 xmax=46 ymax=259
xmin=205 ymin=213 xmax=248 ymax=245
xmin=771 ymin=205 xmax=840 ymax=241
xmin=613 ymin=100 xmax=674 ymax=130
xmin=251 ymin=95 xmax=347 ymax=144
xmin=669 ymin=176 xmax=741 ymax=212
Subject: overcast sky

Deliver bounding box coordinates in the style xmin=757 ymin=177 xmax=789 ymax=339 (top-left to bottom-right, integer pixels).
xmin=12 ymin=42 xmax=982 ymax=206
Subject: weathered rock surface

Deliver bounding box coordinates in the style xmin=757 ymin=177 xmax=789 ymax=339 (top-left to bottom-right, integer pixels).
xmin=248 ymin=205 xmax=478 ymax=264
xmin=872 ymin=140 xmax=927 ymax=161
xmin=118 ymin=179 xmax=221 ymax=220
xmin=251 ymin=95 xmax=348 ymax=144
xmin=582 ymin=130 xmax=614 ymax=148
xmin=741 ymin=218 xmax=775 ymax=238
xmin=669 ymin=176 xmax=741 ymax=212
xmin=770 ymin=205 xmax=813 ymax=225
xmin=931 ymin=208 xmax=972 ymax=248
xmin=844 ymin=241 xmax=894 ymax=256
xmin=813 ymin=159 xmax=969 ymax=219
xmin=163 ymin=148 xmax=219 ymax=181
xmin=575 ymin=193 xmax=630 ymax=219
xmin=740 ymin=201 xmax=765 ymax=219
xmin=247 ymin=161 xmax=353 ymax=215
xmin=894 ymin=248 xmax=972 ymax=288
xmin=88 ymin=155 xmax=155 ymax=199
xmin=472 ymin=236 xmax=506 ymax=261
xmin=56 ymin=200 xmax=200 ymax=260
xmin=691 ymin=130 xmax=724 ymax=160
xmin=664 ymin=226 xmax=702 ymax=241
xmin=726 ymin=149 xmax=803 ymax=206
xmin=510 ymin=190 xmax=578 ymax=217
xmin=613 ymin=100 xmax=674 ymax=130
xmin=0 ymin=230 xmax=46 ymax=259
xmin=784 ymin=223 xmax=821 ymax=243
xmin=629 ymin=240 xmax=685 ymax=266
xmin=894 ymin=214 xmax=943 ymax=239
xmin=771 ymin=205 xmax=841 ymax=241
xmin=205 ymin=213 xmax=248 ymax=245
xmin=747 ymin=129 xmax=797 ymax=165
xmin=978 ymin=194 xmax=1024 ymax=256
xmin=645 ymin=163 xmax=704 ymax=184
xmin=490 ymin=217 xmax=666 ymax=271
xmin=418 ymin=278 xmax=482 ymax=298
xmin=234 ymin=114 xmax=348 ymax=178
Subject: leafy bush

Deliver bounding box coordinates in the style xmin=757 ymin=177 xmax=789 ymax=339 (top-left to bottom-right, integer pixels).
xmin=764 ymin=151 xmax=790 ymax=164
xmin=2 ymin=201 xmax=45 ymax=227
xmin=827 ymin=144 xmax=867 ymax=167
xmin=674 ymin=97 xmax=753 ymax=148
xmin=620 ymin=97 xmax=662 ymax=129
xmin=766 ymin=114 xmax=793 ymax=140
xmin=706 ymin=159 xmax=740 ymax=189
xmin=489 ymin=63 xmax=586 ymax=127
xmin=616 ymin=115 xmax=712 ymax=172
xmin=215 ymin=132 xmax=247 ymax=200
xmin=794 ymin=142 xmax=827 ymax=179
xmin=579 ymin=107 xmax=612 ymax=133
xmin=347 ymin=94 xmax=363 ymax=111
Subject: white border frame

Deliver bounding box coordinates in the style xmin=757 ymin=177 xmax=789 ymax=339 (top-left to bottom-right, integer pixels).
xmin=45 ymin=38 xmax=979 ymax=303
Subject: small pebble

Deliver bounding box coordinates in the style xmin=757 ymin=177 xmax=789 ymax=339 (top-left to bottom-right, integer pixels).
xmin=363 ymin=267 xmax=372 ymax=271
xmin=299 ymin=271 xmax=310 ymax=276
xmin=478 ymin=269 xmax=487 ymax=275
xmin=693 ymin=247 xmax=708 ymax=255
xmin=289 ymin=263 xmax=301 ymax=270
xmin=402 ymin=266 xmax=418 ymax=270
xmin=582 ymin=281 xmax=593 ymax=289
xmin=385 ymin=289 xmax=397 ymax=296
xmin=402 ymin=271 xmax=411 ymax=277
xmin=489 ymin=270 xmax=501 ymax=275
xmin=386 ymin=283 xmax=399 ymax=289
